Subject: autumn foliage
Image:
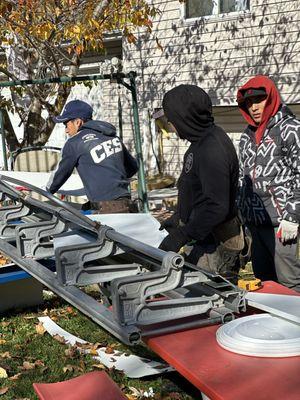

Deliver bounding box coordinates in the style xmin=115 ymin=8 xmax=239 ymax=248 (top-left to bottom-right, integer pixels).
xmin=0 ymin=0 xmax=158 ymax=148
xmin=0 ymin=0 xmax=156 ymax=55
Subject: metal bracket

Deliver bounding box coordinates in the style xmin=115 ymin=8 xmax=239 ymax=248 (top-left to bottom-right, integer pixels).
xmin=15 ymin=216 xmax=67 ymax=258
xmin=111 ymin=251 xmax=185 ymax=325
xmin=0 ymin=203 xmax=31 ymax=237
xmin=55 ymin=226 xmax=140 ymax=286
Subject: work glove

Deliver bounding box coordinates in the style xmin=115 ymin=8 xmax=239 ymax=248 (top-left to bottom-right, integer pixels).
xmin=277 ymin=220 xmax=299 ymax=243
xmin=159 ymin=227 xmax=189 ymax=253
xmin=159 ymin=213 xmax=180 ymax=234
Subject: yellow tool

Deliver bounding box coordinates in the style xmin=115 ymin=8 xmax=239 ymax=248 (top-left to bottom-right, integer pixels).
xmin=238 ymin=277 xmax=262 ymax=291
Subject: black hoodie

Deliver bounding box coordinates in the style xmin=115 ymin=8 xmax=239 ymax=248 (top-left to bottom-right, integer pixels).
xmin=48 ymin=120 xmax=138 ymax=201
xmin=163 ymin=85 xmax=239 ymax=240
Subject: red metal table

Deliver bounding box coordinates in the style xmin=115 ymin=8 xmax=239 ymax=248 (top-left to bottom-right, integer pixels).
xmin=145 ymin=282 xmax=300 ymax=400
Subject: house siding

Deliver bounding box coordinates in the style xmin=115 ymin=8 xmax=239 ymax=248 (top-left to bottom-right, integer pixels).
xmin=120 ymin=0 xmax=300 ymax=177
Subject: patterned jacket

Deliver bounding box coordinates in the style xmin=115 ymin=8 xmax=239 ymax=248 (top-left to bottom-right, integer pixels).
xmin=238 ymin=106 xmax=300 ymax=226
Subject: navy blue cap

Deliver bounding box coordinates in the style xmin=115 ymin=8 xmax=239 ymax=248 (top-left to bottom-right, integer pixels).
xmin=53 ymin=100 xmax=93 ymax=123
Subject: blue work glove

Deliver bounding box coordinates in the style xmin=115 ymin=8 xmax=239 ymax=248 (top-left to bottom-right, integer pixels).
xmin=159 ymin=227 xmax=190 ymax=253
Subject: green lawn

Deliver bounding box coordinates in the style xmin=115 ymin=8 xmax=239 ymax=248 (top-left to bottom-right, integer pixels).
xmin=0 ymin=291 xmax=200 ymax=400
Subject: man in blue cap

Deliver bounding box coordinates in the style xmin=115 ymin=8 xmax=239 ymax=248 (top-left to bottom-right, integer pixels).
xmin=47 ymin=100 xmax=138 ymax=213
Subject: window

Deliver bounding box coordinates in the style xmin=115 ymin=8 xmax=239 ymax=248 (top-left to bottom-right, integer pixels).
xmin=185 ymin=0 xmax=250 ymax=19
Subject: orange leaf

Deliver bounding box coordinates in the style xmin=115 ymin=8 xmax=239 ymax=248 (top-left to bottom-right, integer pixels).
xmin=35 ymin=323 xmax=46 ymax=335
xmin=9 ymin=372 xmax=22 ymax=381
xmin=0 ymin=387 xmax=9 ymax=396
xmin=105 ymin=346 xmax=115 ymax=354
xmin=89 ymin=348 xmax=98 ymax=356
xmin=92 ymin=363 xmax=106 ymax=370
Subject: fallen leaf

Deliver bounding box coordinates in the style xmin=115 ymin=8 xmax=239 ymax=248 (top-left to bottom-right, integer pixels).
xmin=75 ymin=341 xmax=92 ymax=350
xmin=22 ymin=361 xmax=36 ymax=370
xmin=128 ymin=386 xmax=145 ymax=399
xmin=0 ymin=367 xmax=8 ymax=378
xmin=0 ymin=387 xmax=9 ymax=395
xmin=9 ymin=372 xmax=22 ymax=381
xmin=0 ymin=340 xmax=6 ymax=345
xmin=53 ymin=334 xmax=66 ymax=344
xmin=105 ymin=346 xmax=115 ymax=354
xmin=0 ymin=322 xmax=10 ymax=328
xmin=0 ymin=256 xmax=9 ymax=265
xmin=35 ymin=323 xmax=46 ymax=335
xmin=15 ymin=398 xmax=30 ymax=400
xmin=64 ymin=347 xmax=77 ymax=358
xmin=34 ymin=360 xmax=45 ymax=367
xmin=92 ymin=363 xmax=106 ymax=370
xmin=0 ymin=352 xmax=11 ymax=359
xmin=63 ymin=365 xmax=74 ymax=373
xmin=91 ymin=342 xmax=103 ymax=350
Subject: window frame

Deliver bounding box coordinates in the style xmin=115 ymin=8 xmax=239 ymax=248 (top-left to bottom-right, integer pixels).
xmin=181 ymin=0 xmax=251 ymax=24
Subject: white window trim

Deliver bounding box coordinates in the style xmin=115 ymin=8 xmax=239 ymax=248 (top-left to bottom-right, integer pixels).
xmin=180 ymin=1 xmax=251 ymax=25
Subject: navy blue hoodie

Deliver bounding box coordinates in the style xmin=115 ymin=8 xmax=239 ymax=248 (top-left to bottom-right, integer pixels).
xmin=48 ymin=120 xmax=138 ymax=201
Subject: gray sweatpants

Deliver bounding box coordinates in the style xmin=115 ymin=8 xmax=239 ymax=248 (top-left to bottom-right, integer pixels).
xmin=248 ymin=225 xmax=300 ymax=292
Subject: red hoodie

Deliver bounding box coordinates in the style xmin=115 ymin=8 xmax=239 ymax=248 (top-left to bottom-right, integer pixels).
xmin=237 ymin=75 xmax=282 ymax=145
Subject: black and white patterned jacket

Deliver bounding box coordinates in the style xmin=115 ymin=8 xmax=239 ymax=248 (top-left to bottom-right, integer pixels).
xmin=238 ymin=106 xmax=300 ymax=226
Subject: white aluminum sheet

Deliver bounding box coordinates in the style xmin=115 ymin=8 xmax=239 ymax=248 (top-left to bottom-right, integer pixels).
xmin=54 ymin=213 xmax=168 ymax=252
xmin=39 ymin=316 xmax=173 ymax=378
xmin=88 ymin=213 xmax=168 ymax=248
xmin=246 ymin=292 xmax=300 ymax=324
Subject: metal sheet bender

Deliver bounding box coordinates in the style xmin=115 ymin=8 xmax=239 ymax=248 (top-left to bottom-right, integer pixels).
xmin=0 ymin=175 xmax=246 ymax=345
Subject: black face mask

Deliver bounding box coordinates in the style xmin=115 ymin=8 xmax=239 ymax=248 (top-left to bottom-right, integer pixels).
xmin=162 ymin=84 xmax=214 ymax=142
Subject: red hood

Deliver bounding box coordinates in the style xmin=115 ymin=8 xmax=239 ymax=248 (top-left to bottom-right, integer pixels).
xmin=237 ymin=75 xmax=282 ymax=144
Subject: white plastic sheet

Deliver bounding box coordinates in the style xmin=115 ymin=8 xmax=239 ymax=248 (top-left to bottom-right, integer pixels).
xmin=39 ymin=316 xmax=173 ymax=378
xmin=88 ymin=213 xmax=168 ymax=248
xmin=246 ymin=292 xmax=300 ymax=325
xmin=54 ymin=213 xmax=167 ymax=251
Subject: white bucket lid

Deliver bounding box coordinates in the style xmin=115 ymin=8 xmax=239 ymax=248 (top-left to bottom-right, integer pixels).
xmin=216 ymin=314 xmax=300 ymax=357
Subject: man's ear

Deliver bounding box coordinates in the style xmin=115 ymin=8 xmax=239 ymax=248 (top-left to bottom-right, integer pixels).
xmin=76 ymin=118 xmax=84 ymax=128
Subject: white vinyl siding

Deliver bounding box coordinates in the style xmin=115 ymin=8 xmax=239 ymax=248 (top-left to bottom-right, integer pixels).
xmin=120 ymin=0 xmax=300 ymax=177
